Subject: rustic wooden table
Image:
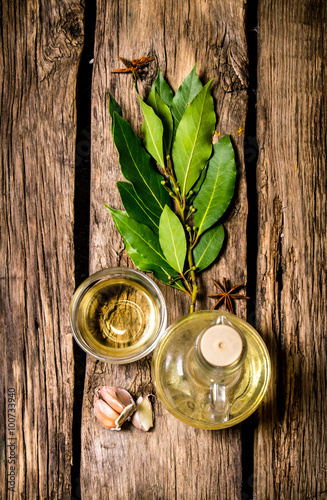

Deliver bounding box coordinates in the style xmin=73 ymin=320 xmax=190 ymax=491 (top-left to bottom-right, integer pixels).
xmin=1 ymin=0 xmax=326 ymax=498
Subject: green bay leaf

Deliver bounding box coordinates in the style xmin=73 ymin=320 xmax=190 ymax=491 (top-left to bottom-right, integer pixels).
xmin=124 ymin=245 xmax=175 ymax=286
xmin=147 ymin=88 xmax=173 ymax=155
xmin=159 ymin=206 xmax=186 ymax=274
xmin=152 ymin=68 xmax=174 ymax=107
xmin=108 ymin=92 xmax=122 ymax=120
xmin=112 ymin=112 xmax=169 ymax=216
xmin=125 ymin=250 xmax=184 ymax=291
xmin=117 ymin=181 xmax=159 ymax=234
xmin=139 ymin=97 xmax=165 ymax=169
xmin=172 ymin=80 xmax=215 ymax=198
xmin=193 ymin=135 xmax=236 ymax=236
xmin=193 ymin=224 xmax=224 ymax=272
xmin=105 ymin=206 xmax=183 ymax=289
xmin=170 ymin=64 xmax=203 ymax=130
xmin=190 ymin=164 xmax=207 ymax=200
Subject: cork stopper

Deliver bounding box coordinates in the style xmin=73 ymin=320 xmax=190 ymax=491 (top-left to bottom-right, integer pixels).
xmin=200 ymin=324 xmax=243 ymax=367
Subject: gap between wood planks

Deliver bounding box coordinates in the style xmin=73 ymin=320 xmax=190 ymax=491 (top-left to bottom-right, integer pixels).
xmin=71 ymin=1 xmax=258 ymax=498
xmin=72 ymin=1 xmax=96 ymax=498
xmin=242 ymin=0 xmax=258 ymax=498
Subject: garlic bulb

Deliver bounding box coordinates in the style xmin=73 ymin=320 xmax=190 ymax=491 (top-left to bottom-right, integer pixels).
xmin=94 ymin=386 xmax=136 ymax=430
xmin=131 ymin=395 xmax=154 ymax=432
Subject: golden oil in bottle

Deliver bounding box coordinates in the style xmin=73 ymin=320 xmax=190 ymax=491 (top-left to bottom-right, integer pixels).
xmin=152 ymin=311 xmax=271 ymax=429
xmin=77 ymin=278 xmax=160 ymax=359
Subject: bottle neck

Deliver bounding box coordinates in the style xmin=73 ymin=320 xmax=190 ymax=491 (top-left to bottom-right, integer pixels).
xmin=188 ymin=322 xmax=247 ymax=386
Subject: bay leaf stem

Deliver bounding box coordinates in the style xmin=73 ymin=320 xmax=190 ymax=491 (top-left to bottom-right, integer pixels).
xmin=187 ymin=245 xmax=198 ymax=313
xmin=166 ymin=154 xmax=197 ymax=311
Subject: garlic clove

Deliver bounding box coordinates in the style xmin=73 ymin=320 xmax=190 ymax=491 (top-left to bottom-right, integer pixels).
xmin=115 ymin=387 xmax=135 ymax=407
xmin=131 ymin=395 xmax=154 ymax=432
xmin=98 ymin=386 xmax=135 ymax=414
xmin=99 ymin=386 xmax=125 ymax=413
xmin=94 ymin=395 xmax=121 ymax=429
xmin=116 ymin=403 xmax=136 ymax=428
xmin=94 ymin=386 xmax=136 ymax=430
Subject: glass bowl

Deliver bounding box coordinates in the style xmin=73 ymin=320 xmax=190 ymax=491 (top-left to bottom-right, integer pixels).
xmin=70 ymin=267 xmax=167 ymax=363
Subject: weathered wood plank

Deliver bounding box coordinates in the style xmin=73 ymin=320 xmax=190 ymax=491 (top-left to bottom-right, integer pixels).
xmin=0 ymin=1 xmax=83 ymax=497
xmin=254 ymin=0 xmax=327 ymax=498
xmin=81 ymin=0 xmax=248 ymax=498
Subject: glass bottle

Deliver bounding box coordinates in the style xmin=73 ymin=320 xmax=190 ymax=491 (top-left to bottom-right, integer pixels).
xmin=152 ymin=311 xmax=271 ymax=429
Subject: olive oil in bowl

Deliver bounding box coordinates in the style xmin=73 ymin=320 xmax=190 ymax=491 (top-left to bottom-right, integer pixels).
xmin=70 ymin=268 xmax=167 ymax=363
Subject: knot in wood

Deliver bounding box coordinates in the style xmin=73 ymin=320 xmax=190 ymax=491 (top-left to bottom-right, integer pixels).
xmin=220 ymin=41 xmax=248 ymax=93
xmin=63 ymin=13 xmax=84 ymax=41
xmin=39 ymin=8 xmax=84 ymax=81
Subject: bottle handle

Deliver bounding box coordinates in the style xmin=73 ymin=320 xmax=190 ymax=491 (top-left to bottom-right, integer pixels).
xmin=210 ymin=381 xmax=230 ymax=423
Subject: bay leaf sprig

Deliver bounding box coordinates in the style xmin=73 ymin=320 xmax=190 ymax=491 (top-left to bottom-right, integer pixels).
xmin=106 ymin=65 xmax=236 ymax=312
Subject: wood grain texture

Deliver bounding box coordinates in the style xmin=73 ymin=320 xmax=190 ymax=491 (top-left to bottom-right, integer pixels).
xmin=254 ymin=0 xmax=327 ymax=498
xmin=81 ymin=0 xmax=248 ymax=498
xmin=0 ymin=1 xmax=83 ymax=497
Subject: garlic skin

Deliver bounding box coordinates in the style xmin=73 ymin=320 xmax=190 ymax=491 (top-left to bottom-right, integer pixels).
xmin=131 ymin=395 xmax=154 ymax=432
xmin=94 ymin=386 xmax=136 ymax=430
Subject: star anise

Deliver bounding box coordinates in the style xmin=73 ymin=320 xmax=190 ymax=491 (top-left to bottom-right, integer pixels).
xmin=111 ymin=56 xmax=155 ymax=79
xmin=208 ymin=277 xmax=249 ymax=314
